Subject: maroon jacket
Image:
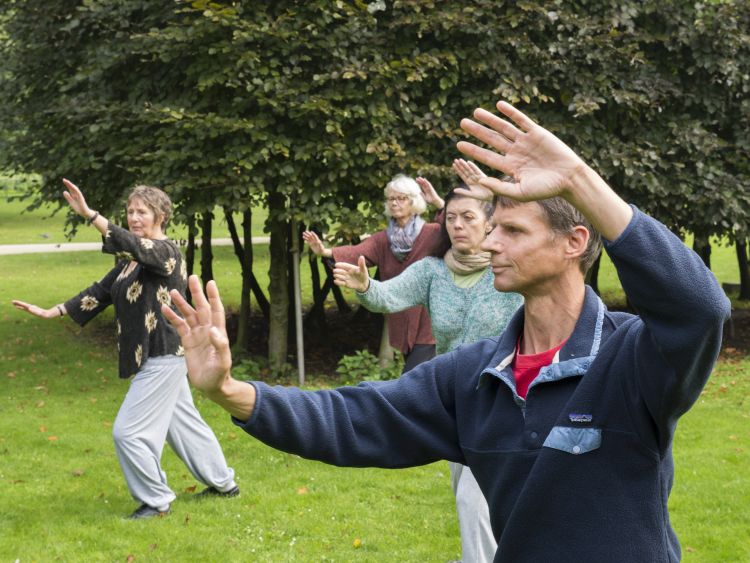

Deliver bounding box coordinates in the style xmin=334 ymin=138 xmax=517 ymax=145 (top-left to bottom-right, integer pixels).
xmin=332 ymin=224 xmax=441 ymax=355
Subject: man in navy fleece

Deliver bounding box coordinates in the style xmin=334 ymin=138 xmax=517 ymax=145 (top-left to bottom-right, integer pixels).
xmin=163 ymin=101 xmax=730 ymax=562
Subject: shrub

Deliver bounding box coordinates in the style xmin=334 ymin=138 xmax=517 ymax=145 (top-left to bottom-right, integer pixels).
xmin=335 ymin=349 xmax=403 ymax=384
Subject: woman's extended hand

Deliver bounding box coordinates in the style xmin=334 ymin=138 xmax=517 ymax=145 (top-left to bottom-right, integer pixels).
xmin=62 ymin=179 xmax=94 ymax=219
xmin=302 ymin=231 xmax=331 ymax=257
xmin=11 ymin=300 xmax=57 ymax=319
xmin=416 ymin=177 xmax=444 ymax=209
xmin=452 ymin=159 xmax=494 ymax=202
xmin=333 ymin=256 xmax=370 ymax=293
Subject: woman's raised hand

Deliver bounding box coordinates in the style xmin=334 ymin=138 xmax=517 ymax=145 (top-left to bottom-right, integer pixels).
xmin=333 ymin=256 xmax=370 ymax=293
xmin=452 ymin=159 xmax=494 ymax=202
xmin=416 ymin=177 xmax=444 ymax=209
xmin=11 ymin=300 xmax=56 ymax=319
xmin=457 ymin=101 xmax=587 ymax=203
xmin=62 ymin=178 xmax=94 ymax=218
xmin=302 ymin=231 xmax=328 ymax=257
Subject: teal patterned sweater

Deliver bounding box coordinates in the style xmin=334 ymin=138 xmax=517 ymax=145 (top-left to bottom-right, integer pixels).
xmin=358 ymin=257 xmax=523 ymax=355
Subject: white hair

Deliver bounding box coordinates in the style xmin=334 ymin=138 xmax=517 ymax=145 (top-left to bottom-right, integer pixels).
xmin=383 ymin=174 xmax=427 ymax=217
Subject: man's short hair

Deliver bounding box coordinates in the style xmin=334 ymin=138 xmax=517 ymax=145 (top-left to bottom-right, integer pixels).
xmin=494 ymin=195 xmax=603 ymax=273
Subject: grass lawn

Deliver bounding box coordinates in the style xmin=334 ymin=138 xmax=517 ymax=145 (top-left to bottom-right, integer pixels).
xmin=1 ymin=196 xmax=749 ymax=561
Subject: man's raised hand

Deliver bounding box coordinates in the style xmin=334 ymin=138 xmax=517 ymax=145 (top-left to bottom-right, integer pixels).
xmin=162 ymin=275 xmax=232 ymax=396
xmin=457 ymin=101 xmax=587 ymax=203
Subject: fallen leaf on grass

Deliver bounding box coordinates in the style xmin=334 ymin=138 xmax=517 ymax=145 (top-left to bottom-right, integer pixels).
xmin=185 ymin=485 xmax=197 ymax=493
xmin=150 ymin=544 xmax=158 ymax=551
xmin=39 ymin=425 xmax=46 ymax=433
xmin=6 ymin=372 xmax=16 ymax=378
xmin=686 ymin=547 xmax=695 ymax=553
xmin=184 ymin=514 xmax=190 ymax=525
xmin=72 ymin=469 xmax=84 ymax=477
xmin=297 ymin=486 xmax=308 ymax=495
xmin=729 ymin=435 xmax=737 ymax=441
xmin=47 ymin=436 xmax=58 ymax=441
xmin=36 ymin=401 xmax=45 ymax=408
xmin=227 ymin=432 xmax=237 ymax=440
xmin=10 ymin=479 xmax=25 ymax=484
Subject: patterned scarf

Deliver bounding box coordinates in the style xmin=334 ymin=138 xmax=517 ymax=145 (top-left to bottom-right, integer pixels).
xmin=443 ymin=247 xmax=492 ymax=275
xmin=386 ymin=215 xmax=425 ymax=262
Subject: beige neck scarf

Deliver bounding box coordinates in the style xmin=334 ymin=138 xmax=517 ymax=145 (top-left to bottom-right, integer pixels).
xmin=443 ymin=248 xmax=491 ymax=275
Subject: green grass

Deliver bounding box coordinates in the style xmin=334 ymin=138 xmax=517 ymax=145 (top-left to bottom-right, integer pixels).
xmin=2 ymin=192 xmax=749 ymax=560
xmin=0 ymin=313 xmax=459 ymax=561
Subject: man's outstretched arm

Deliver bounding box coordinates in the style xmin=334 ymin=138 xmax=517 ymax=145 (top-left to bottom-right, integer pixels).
xmin=164 ymin=275 xmax=464 ymax=468
xmin=162 ymin=275 xmax=256 ymax=421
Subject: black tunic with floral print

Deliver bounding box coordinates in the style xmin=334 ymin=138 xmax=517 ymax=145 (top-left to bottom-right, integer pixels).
xmin=64 ymin=222 xmax=187 ymax=378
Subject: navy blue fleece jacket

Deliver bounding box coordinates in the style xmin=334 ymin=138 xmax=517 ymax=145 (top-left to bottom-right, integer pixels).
xmin=236 ymin=208 xmax=730 ymax=562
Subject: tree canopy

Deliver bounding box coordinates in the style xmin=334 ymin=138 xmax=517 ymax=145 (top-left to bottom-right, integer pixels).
xmin=2 ymin=0 xmax=748 ymax=363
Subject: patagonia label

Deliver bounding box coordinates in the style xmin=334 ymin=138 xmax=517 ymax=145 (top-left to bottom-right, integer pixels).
xmin=568 ymin=413 xmax=593 ymax=423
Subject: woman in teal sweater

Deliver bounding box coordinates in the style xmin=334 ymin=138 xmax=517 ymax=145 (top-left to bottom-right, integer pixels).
xmin=333 ymin=165 xmax=523 ymax=563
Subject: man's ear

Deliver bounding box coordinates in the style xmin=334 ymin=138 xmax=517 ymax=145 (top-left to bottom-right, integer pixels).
xmin=565 ymin=225 xmax=590 ymax=262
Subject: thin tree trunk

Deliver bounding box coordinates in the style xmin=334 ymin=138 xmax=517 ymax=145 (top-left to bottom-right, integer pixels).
xmin=185 ymin=215 xmax=196 ymax=305
xmin=225 ymin=208 xmax=252 ymax=351
xmin=737 ymin=237 xmax=750 ymax=300
xmin=305 ymin=253 xmax=329 ymax=334
xmin=322 ymin=259 xmax=351 ymax=313
xmin=692 ymin=234 xmax=711 ymax=269
xmin=267 ymin=191 xmax=289 ymax=372
xmin=378 ymin=318 xmax=395 ymax=367
xmin=243 ymin=210 xmax=270 ymax=318
xmin=200 ymin=211 xmax=214 ymax=289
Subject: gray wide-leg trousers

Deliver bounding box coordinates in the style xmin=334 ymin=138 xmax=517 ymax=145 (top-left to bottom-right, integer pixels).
xmin=449 ymin=461 xmax=497 ymax=563
xmin=113 ymin=355 xmax=236 ymax=510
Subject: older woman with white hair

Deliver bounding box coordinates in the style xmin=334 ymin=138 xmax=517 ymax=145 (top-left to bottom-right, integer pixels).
xmin=303 ymin=174 xmax=444 ymax=371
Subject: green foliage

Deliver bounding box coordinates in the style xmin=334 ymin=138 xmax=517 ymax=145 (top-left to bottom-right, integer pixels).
xmin=335 ymin=349 xmax=403 ymax=384
xmin=2 ymin=1 xmax=748 ymax=240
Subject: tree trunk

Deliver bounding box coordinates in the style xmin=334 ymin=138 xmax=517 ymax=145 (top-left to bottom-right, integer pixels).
xmin=185 ymin=215 xmax=196 ymax=305
xmin=267 ymin=192 xmax=289 ymax=372
xmin=243 ymin=210 xmax=270 ymax=318
xmin=692 ymin=234 xmax=711 ymax=269
xmin=378 ymin=318 xmax=395 ymax=367
xmin=586 ymin=253 xmax=601 ymax=295
xmin=305 ymin=253 xmax=329 ymax=334
xmin=200 ymin=211 xmax=214 ymax=289
xmin=225 ymin=208 xmax=252 ymax=351
xmin=323 ymin=259 xmax=351 ymax=313
xmin=737 ymin=237 xmax=750 ymax=300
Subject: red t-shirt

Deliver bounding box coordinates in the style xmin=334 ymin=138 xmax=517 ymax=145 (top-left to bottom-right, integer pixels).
xmin=512 ymin=338 xmax=567 ymax=399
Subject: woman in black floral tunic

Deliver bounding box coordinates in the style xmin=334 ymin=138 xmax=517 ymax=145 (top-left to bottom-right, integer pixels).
xmin=12 ymin=180 xmax=239 ymax=519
